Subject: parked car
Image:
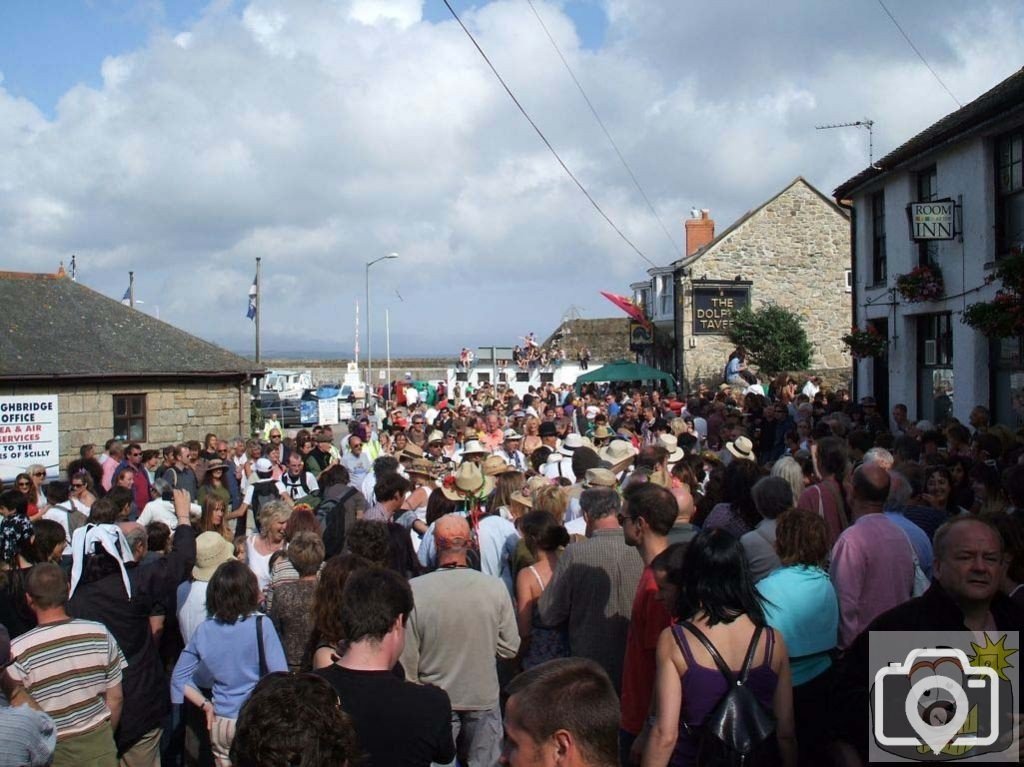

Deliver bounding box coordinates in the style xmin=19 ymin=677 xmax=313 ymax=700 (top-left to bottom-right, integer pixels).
xmin=257 ymin=391 xmax=302 ymax=427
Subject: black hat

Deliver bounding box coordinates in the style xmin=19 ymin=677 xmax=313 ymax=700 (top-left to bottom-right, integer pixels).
xmin=539 ymin=422 xmax=558 ymax=438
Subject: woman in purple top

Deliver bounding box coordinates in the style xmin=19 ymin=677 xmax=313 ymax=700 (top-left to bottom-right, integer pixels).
xmin=643 ymin=528 xmax=797 ymax=767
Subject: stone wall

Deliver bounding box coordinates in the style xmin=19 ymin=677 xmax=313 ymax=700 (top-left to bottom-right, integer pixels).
xmin=679 ymin=179 xmax=852 ymax=388
xmin=0 ymin=379 xmax=247 ymax=470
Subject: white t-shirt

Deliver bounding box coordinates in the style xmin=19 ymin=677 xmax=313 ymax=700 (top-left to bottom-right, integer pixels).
xmin=405 ymin=387 xmax=419 ymax=406
xmin=137 ymin=499 xmax=201 ymax=531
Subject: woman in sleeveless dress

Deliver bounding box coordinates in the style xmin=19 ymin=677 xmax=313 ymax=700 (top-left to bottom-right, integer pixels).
xmin=514 ymin=510 xmax=569 ymax=669
xmin=643 ymin=528 xmax=796 ymax=767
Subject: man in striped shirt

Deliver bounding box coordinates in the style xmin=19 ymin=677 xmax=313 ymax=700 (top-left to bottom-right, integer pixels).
xmin=4 ymin=563 xmax=126 ymax=767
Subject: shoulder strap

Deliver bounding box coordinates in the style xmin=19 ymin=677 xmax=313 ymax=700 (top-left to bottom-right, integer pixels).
xmin=256 ymin=615 xmax=268 ymax=677
xmin=679 ymin=621 xmax=735 ymax=683
xmin=680 ymin=621 xmax=764 ymax=683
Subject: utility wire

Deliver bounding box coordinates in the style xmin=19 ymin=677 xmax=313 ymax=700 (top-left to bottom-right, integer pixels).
xmin=440 ymin=0 xmax=658 ymax=268
xmin=876 ymin=0 xmax=962 ymax=108
xmin=525 ymin=0 xmax=681 ymax=261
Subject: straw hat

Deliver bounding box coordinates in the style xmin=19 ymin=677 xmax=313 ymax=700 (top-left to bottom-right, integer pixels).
xmin=427 ymin=430 xmax=445 ymax=445
xmin=598 ymin=439 xmax=638 ymax=471
xmin=726 ymin=436 xmax=756 ymax=462
xmin=503 ymin=428 xmax=523 ymax=441
xmin=204 ymin=458 xmax=228 ymax=472
xmin=192 ymin=533 xmax=235 ymax=582
xmin=440 ymin=462 xmax=494 ymax=501
xmin=582 ymin=468 xmax=618 ymax=489
xmin=482 ymin=454 xmax=516 ymax=477
xmin=591 ymin=424 xmax=614 ymax=440
xmin=400 ymin=443 xmax=425 ymax=460
xmin=407 ymin=458 xmax=436 ymax=479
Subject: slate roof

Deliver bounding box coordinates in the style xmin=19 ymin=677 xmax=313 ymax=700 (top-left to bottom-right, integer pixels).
xmin=671 ymin=177 xmax=848 ymax=270
xmin=834 ymin=66 xmax=1024 ymax=200
xmin=0 ymin=271 xmax=261 ymax=380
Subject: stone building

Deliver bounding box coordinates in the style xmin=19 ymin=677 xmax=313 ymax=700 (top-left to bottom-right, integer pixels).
xmin=0 ymin=270 xmax=260 ymax=480
xmin=834 ymin=66 xmax=1024 ymax=427
xmin=630 ymin=177 xmax=852 ymax=390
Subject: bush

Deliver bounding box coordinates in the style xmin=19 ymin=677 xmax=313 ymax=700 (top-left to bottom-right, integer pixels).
xmin=727 ymin=304 xmax=813 ymax=376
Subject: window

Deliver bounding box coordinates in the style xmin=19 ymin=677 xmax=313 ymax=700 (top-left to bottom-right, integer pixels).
xmin=113 ymin=394 xmax=147 ymax=442
xmin=477 ymin=372 xmax=490 ymax=384
xmin=659 ymin=276 xmax=673 ymax=315
xmin=515 ymin=372 xmax=529 ymax=382
xmin=539 ymin=372 xmax=554 ymax=384
xmin=871 ymin=191 xmax=887 ymax=285
xmin=996 ymin=129 xmax=1024 ymax=257
xmin=917 ymin=314 xmax=954 ymax=425
xmin=916 ymin=166 xmax=939 ymax=267
xmin=844 ymin=269 xmax=852 ymax=293
xmin=455 ymin=371 xmax=468 ymax=382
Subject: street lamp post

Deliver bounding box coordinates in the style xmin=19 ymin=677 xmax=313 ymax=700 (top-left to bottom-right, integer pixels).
xmin=366 ymin=253 xmax=398 ymax=400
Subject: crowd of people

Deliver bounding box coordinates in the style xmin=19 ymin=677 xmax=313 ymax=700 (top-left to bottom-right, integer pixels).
xmin=458 ymin=334 xmax=591 ymax=373
xmin=0 ymin=369 xmax=1021 ymax=766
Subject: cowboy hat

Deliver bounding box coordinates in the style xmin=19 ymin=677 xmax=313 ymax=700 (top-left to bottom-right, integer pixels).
xmin=440 ymin=461 xmax=495 ymax=501
xmin=204 ymin=458 xmax=228 ymax=472
xmin=591 ymin=424 xmax=614 ymax=440
xmin=725 ymin=436 xmax=756 ymax=462
xmin=502 ymin=428 xmax=523 ymax=441
xmin=558 ymin=433 xmax=585 ymax=457
xmin=460 ymin=440 xmax=489 ymax=457
xmin=427 ymin=430 xmax=444 ymax=445
xmin=657 ymin=434 xmax=685 ymax=465
xmin=192 ymin=532 xmax=235 ymax=582
xmin=399 ymin=443 xmax=425 ymax=460
xmin=582 ymin=468 xmax=617 ymax=489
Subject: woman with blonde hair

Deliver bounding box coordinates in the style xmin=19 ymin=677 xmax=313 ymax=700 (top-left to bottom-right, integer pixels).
xmin=521 ymin=416 xmax=542 ymax=456
xmin=246 ymin=500 xmax=292 ymax=595
xmin=530 ymin=483 xmax=567 ymax=524
xmin=770 ymin=456 xmax=806 ymax=512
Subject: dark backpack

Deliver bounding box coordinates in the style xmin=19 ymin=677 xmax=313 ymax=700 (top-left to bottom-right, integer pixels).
xmin=676 ymin=621 xmax=778 ymax=767
xmin=250 ymin=481 xmax=281 ymax=530
xmin=319 ymin=487 xmax=357 ymax=558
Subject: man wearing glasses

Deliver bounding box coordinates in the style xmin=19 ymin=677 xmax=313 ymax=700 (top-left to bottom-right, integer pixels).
xmin=341 ymin=436 xmax=371 ymax=488
xmin=119 ymin=443 xmax=151 ymax=516
xmin=265 ymin=429 xmax=289 ymax=463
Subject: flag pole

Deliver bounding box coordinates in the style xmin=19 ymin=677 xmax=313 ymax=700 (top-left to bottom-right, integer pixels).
xmin=255 ymin=257 xmax=262 ymax=365
xmin=129 ymin=271 xmax=135 ymax=308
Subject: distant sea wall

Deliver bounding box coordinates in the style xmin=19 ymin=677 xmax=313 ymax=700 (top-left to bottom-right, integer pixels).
xmin=262 ymin=358 xmax=453 ymax=385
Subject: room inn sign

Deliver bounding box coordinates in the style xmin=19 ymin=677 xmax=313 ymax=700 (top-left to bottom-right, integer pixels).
xmin=691 ymin=281 xmax=751 ymax=335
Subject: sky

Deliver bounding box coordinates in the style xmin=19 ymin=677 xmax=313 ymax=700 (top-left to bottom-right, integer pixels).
xmin=1 ymin=0 xmax=1022 ymax=359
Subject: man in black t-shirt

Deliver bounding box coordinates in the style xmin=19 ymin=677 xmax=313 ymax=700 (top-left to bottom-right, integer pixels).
xmin=315 ymin=567 xmax=454 ymax=767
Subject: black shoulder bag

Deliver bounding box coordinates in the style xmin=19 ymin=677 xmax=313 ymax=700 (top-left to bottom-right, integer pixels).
xmin=256 ymin=615 xmax=269 ymax=678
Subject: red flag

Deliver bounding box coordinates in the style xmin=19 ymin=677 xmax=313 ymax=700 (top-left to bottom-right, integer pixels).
xmin=600 ymin=291 xmax=650 ymax=328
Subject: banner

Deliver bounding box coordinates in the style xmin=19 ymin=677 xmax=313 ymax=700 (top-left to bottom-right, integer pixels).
xmin=0 ymin=395 xmax=60 ymax=482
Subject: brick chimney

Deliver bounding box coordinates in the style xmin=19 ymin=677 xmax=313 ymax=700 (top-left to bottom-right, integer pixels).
xmin=685 ymin=209 xmax=714 ymax=257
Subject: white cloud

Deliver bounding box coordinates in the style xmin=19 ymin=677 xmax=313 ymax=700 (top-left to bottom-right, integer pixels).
xmin=0 ymin=0 xmax=1022 ymax=355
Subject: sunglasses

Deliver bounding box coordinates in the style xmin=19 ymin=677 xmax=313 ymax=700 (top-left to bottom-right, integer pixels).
xmin=71 ymin=483 xmax=85 ymax=489
xmin=16 ymin=482 xmax=31 ymax=488
xmin=32 ymin=472 xmax=45 ymax=477
xmin=616 ymin=513 xmax=637 ymax=526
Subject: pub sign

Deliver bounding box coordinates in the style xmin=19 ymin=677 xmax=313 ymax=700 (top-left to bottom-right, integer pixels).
xmin=692 ymin=283 xmax=751 ymax=335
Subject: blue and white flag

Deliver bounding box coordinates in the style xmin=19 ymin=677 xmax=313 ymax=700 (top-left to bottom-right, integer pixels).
xmin=121 ymin=286 xmax=131 ymax=306
xmin=246 ymin=275 xmax=258 ymax=320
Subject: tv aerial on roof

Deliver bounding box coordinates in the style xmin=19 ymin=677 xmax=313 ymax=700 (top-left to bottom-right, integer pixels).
xmin=816 ymin=119 xmax=878 ymax=169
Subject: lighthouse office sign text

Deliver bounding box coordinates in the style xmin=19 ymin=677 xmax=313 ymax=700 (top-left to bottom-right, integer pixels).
xmin=907 ymin=199 xmax=957 ymax=241
xmin=0 ymin=395 xmax=59 ymax=483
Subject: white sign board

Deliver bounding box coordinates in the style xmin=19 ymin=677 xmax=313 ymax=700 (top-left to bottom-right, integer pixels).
xmin=0 ymin=395 xmax=60 ymax=483
xmin=317 ymin=397 xmax=339 ymax=426
xmin=908 ymin=200 xmax=956 ymax=240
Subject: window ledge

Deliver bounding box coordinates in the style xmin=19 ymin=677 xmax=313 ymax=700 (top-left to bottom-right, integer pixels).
xmin=866 ymin=282 xmax=889 ymax=291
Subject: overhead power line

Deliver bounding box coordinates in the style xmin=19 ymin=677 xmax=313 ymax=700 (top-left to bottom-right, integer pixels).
xmin=525 ymin=0 xmax=681 ymax=261
xmin=440 ymin=0 xmax=658 ymax=268
xmin=876 ymin=0 xmax=963 ymax=108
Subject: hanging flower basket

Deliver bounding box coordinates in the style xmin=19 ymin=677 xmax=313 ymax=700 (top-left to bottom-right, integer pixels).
xmin=963 ymin=248 xmax=1024 ymax=338
xmin=896 ymin=264 xmax=944 ymax=303
xmin=842 ymin=325 xmax=887 ymax=359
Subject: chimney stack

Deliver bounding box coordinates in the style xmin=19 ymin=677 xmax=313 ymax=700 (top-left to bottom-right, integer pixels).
xmin=685 ymin=209 xmax=714 ymax=257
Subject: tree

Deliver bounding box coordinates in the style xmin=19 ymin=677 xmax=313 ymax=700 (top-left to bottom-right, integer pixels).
xmin=727 ymin=304 xmax=813 ymax=376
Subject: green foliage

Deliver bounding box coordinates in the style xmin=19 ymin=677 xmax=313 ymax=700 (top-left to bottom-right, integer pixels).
xmin=727 ymin=304 xmax=813 ymax=376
